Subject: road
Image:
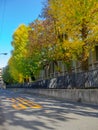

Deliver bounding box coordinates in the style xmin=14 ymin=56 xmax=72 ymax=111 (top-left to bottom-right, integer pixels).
xmin=0 ymin=89 xmax=98 ymax=130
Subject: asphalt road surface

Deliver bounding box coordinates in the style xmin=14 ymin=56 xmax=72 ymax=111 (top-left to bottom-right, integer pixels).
xmin=0 ymin=89 xmax=98 ymax=130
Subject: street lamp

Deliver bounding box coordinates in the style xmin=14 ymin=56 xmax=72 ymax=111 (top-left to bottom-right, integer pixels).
xmin=0 ymin=53 xmax=7 ymax=55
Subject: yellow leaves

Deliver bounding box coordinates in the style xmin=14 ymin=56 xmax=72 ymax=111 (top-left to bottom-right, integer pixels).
xmin=18 ymin=73 xmax=24 ymax=83
xmin=13 ymin=25 xmax=29 ymax=47
xmin=8 ymin=0 xmax=98 ymax=82
xmin=61 ymin=40 xmax=85 ymax=60
xmin=49 ymin=0 xmax=98 ymax=35
xmin=8 ymin=24 xmax=31 ymax=82
xmin=62 ymin=40 xmax=84 ymax=51
xmin=48 ymin=0 xmax=98 ymax=63
xmin=92 ymin=25 xmax=98 ymax=37
xmin=66 ymin=53 xmax=71 ymax=58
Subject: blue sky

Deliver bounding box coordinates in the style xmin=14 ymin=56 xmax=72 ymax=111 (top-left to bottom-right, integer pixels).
xmin=0 ymin=0 xmax=44 ymax=68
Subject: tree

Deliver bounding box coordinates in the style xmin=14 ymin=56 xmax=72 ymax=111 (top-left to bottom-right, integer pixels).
xmin=9 ymin=24 xmax=31 ymax=83
xmin=48 ymin=0 xmax=98 ymax=70
xmin=28 ymin=19 xmax=58 ymax=75
xmin=2 ymin=66 xmax=15 ymax=84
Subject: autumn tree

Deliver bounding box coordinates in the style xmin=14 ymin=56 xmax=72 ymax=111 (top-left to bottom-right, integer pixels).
xmin=48 ymin=0 xmax=98 ymax=71
xmin=8 ymin=24 xmax=31 ymax=83
xmin=28 ymin=19 xmax=58 ymax=75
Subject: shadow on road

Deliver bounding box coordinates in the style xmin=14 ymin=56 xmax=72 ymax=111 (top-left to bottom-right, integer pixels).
xmin=0 ymin=90 xmax=98 ymax=130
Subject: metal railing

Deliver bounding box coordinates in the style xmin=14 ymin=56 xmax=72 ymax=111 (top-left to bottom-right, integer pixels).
xmin=6 ymin=69 xmax=98 ymax=89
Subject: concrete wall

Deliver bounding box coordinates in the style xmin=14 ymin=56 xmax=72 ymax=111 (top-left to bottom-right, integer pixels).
xmin=26 ymin=89 xmax=98 ymax=105
xmin=8 ymin=88 xmax=98 ymax=105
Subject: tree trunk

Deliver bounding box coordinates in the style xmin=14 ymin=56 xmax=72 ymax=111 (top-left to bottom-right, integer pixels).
xmin=81 ymin=58 xmax=89 ymax=71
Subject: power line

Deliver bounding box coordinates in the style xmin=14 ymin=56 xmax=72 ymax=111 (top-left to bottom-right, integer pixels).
xmin=0 ymin=0 xmax=7 ymax=37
